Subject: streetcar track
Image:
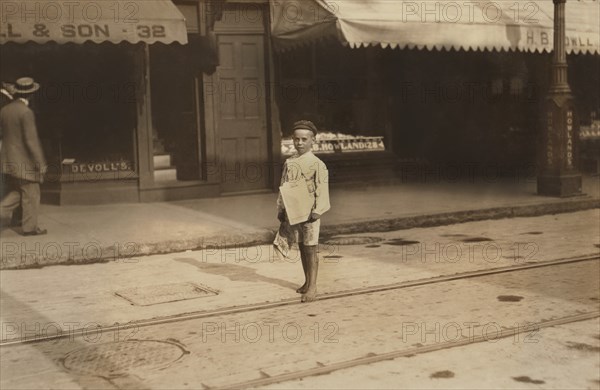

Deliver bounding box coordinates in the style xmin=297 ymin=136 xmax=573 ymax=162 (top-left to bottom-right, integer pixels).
xmin=213 ymin=311 xmax=600 ymax=390
xmin=1 ymin=253 xmax=598 ymax=347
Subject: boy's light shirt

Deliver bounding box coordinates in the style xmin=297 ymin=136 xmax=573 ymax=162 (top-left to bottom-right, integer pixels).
xmin=277 ymin=151 xmax=330 ymax=216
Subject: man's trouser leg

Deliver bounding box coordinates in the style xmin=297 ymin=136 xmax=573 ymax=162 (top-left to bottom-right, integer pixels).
xmin=0 ymin=190 xmax=21 ymax=228
xmin=2 ymin=174 xmax=21 ymax=225
xmin=11 ymin=206 xmax=23 ymax=226
xmin=19 ymin=180 xmax=40 ymax=233
xmin=0 ymin=176 xmax=21 ymax=228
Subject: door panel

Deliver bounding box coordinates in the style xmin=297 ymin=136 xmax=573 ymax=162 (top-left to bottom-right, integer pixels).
xmin=215 ymin=34 xmax=269 ymax=193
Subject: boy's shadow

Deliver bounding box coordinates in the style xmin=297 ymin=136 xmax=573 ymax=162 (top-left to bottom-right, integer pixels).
xmin=175 ymin=257 xmax=299 ymax=291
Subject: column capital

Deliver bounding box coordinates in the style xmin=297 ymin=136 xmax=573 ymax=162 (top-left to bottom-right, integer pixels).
xmin=553 ymin=0 xmax=566 ymax=4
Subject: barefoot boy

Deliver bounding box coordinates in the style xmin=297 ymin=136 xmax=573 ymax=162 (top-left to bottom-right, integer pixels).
xmin=277 ymin=120 xmax=330 ymax=302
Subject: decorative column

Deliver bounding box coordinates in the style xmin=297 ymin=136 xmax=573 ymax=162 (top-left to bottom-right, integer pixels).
xmin=537 ymin=0 xmax=582 ymax=196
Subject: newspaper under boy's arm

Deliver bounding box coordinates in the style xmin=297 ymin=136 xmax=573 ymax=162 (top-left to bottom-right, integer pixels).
xmin=279 ymin=178 xmax=313 ymax=225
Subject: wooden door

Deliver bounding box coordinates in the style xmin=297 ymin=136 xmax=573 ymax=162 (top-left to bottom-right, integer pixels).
xmin=215 ymin=34 xmax=269 ymax=193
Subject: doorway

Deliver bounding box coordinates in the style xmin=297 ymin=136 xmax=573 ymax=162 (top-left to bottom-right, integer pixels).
xmin=206 ymin=4 xmax=271 ymax=194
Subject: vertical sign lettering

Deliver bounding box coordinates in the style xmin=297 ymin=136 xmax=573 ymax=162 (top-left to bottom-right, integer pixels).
xmin=566 ymin=110 xmax=573 ymax=168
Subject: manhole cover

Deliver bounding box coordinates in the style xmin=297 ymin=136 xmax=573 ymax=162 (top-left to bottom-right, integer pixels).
xmin=62 ymin=340 xmax=187 ymax=377
xmin=115 ymin=282 xmax=218 ymax=306
xmin=324 ymin=236 xmax=384 ymax=245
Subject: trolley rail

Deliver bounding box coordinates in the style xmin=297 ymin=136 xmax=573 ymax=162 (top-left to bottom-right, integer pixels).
xmin=1 ymin=253 xmax=598 ymax=347
xmin=214 ymin=311 xmax=600 ymax=390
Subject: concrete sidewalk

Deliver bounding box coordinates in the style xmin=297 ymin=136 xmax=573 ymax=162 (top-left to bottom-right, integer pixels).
xmin=0 ymin=175 xmax=598 ymax=269
xmin=0 ymin=209 xmax=598 ymax=344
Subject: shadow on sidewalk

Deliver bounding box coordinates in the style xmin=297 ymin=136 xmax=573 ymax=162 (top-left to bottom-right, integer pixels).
xmin=174 ymin=257 xmax=299 ymax=291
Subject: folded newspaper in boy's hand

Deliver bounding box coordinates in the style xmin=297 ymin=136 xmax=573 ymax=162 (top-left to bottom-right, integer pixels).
xmin=279 ymin=179 xmax=313 ymax=225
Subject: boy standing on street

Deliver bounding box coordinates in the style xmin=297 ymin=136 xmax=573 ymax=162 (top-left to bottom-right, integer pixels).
xmin=277 ymin=120 xmax=330 ymax=302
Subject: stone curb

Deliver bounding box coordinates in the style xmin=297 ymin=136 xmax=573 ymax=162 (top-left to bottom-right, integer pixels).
xmin=321 ymin=197 xmax=600 ymax=236
xmin=1 ymin=197 xmax=598 ymax=270
xmin=0 ymin=232 xmax=275 ymax=270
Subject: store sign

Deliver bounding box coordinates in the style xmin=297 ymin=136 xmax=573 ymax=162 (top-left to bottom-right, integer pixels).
xmin=0 ymin=23 xmax=168 ymax=40
xmin=525 ymin=30 xmax=597 ymax=51
xmin=314 ymin=138 xmax=386 ymax=153
xmin=66 ymin=161 xmax=132 ymax=174
xmin=282 ymin=137 xmax=386 ymax=155
xmin=566 ymin=110 xmax=573 ymax=168
xmin=0 ymin=0 xmax=188 ymax=44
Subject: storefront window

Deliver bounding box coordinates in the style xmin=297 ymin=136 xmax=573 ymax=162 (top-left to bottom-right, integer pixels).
xmin=0 ymin=43 xmax=137 ymax=178
xmin=277 ymin=42 xmax=388 ymax=155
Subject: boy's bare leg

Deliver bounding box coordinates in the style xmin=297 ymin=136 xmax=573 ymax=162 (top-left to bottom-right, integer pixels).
xmin=301 ymin=245 xmax=319 ymax=302
xmin=296 ymin=244 xmax=309 ymax=293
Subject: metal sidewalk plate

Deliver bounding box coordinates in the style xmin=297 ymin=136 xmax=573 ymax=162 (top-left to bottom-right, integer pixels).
xmin=115 ymin=282 xmax=218 ymax=306
xmin=62 ymin=340 xmax=188 ymax=377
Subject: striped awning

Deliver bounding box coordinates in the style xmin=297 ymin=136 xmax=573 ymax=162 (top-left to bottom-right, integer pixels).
xmin=0 ymin=0 xmax=188 ymax=44
xmin=271 ymin=0 xmax=599 ymax=54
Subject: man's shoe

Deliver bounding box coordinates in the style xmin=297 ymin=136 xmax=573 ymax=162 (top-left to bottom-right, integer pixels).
xmin=22 ymin=228 xmax=47 ymax=236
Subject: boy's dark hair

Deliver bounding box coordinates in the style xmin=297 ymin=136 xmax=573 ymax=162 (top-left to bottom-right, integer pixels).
xmin=293 ymin=120 xmax=318 ymax=136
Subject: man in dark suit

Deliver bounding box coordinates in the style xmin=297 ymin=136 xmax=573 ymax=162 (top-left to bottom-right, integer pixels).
xmin=0 ymin=81 xmax=23 ymax=227
xmin=0 ymin=82 xmax=15 ymax=162
xmin=0 ymin=77 xmax=47 ymax=235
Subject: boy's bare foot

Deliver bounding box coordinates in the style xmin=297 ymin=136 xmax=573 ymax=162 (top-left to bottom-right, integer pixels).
xmin=301 ymin=289 xmax=317 ymax=302
xmin=296 ymin=283 xmax=308 ymax=293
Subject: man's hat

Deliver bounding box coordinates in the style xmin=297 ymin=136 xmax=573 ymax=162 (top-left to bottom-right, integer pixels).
xmin=293 ymin=120 xmax=318 ymax=136
xmin=14 ymin=77 xmax=40 ymax=94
